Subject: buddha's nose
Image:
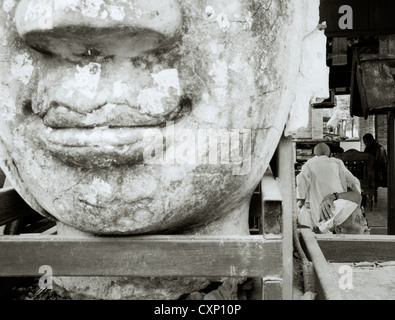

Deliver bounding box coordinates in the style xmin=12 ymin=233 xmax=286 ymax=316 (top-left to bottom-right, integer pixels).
xmin=15 ymin=0 xmax=183 ymax=60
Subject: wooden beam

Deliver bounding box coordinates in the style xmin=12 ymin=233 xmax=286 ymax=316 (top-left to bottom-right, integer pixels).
xmin=316 ymin=233 xmax=395 ymax=262
xmin=299 ymin=229 xmax=342 ymax=300
xmin=360 ymin=53 xmax=395 ymax=62
xmin=41 ymin=226 xmax=57 ymax=235
xmin=0 ymin=235 xmax=282 ymax=278
xmin=0 ymin=187 xmax=37 ymax=226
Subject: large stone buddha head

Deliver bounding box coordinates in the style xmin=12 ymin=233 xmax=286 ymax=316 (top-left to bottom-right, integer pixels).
xmin=0 ymin=0 xmax=328 ymax=235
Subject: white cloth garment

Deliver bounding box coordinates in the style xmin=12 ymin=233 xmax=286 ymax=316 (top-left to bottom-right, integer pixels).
xmin=318 ymin=199 xmax=358 ymax=233
xmin=296 ymin=155 xmax=361 ymax=229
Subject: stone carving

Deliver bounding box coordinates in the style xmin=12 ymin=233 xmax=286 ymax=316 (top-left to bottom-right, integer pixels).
xmin=0 ymin=0 xmax=328 ymax=299
xmin=0 ymin=0 xmax=328 ymax=236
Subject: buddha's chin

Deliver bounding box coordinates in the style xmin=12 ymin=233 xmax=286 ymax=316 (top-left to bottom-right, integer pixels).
xmin=50 ymin=199 xmax=216 ymax=236
xmin=27 ymin=161 xmax=253 ymax=235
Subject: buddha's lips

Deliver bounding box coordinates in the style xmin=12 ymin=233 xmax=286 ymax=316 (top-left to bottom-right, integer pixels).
xmin=31 ymin=100 xmax=188 ymax=166
xmin=37 ymin=126 xmax=158 ymax=167
xmin=43 ymin=127 xmax=144 ymax=147
xmin=41 ymin=101 xmax=185 ymax=129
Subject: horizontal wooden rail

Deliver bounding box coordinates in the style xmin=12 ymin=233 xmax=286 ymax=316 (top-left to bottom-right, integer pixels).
xmin=0 ymin=187 xmax=37 ymax=225
xmin=299 ymin=229 xmax=342 ymax=300
xmin=316 ymin=234 xmax=395 ymax=263
xmin=0 ymin=235 xmax=282 ymax=278
xmin=360 ymin=53 xmax=395 ymax=61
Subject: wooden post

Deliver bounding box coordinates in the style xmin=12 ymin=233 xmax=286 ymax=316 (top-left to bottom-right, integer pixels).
xmin=388 ymin=112 xmax=395 ymax=235
xmin=380 ymin=35 xmax=395 ymax=235
xmin=275 ymin=135 xmax=295 ymax=300
xmin=260 ymin=168 xmax=283 ymax=299
xmin=332 ymin=37 xmax=348 ymax=66
xmin=259 ymin=135 xmax=295 ymax=300
xmin=261 ymin=168 xmax=282 ymax=237
xmin=262 ymin=279 xmax=283 ymax=300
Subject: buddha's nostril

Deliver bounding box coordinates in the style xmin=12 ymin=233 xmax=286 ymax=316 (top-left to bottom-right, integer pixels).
xmin=15 ymin=0 xmax=183 ymax=60
xmin=22 ymin=100 xmax=33 ymax=116
xmin=84 ymin=48 xmax=101 ymax=58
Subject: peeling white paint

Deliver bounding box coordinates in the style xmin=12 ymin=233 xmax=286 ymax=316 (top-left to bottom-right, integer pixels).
xmin=134 ymin=9 xmax=143 ymax=18
xmin=217 ymin=13 xmax=230 ymax=31
xmin=81 ymin=178 xmax=113 ymax=206
xmin=100 ymin=10 xmax=108 ymax=19
xmin=133 ymin=209 xmax=154 ymax=223
xmin=286 ymin=28 xmax=329 ymax=134
xmin=24 ymin=0 xmax=53 ymax=30
xmin=209 ymin=60 xmax=229 ymax=106
xmin=79 ymin=0 xmax=104 ymax=18
xmin=107 ymin=5 xmax=125 ymax=21
xmin=24 ymin=1 xmax=40 ymax=21
xmin=304 ymin=0 xmax=320 ymax=34
xmin=137 ymin=69 xmax=181 ymax=115
xmin=244 ymin=11 xmax=253 ymax=31
xmin=11 ymin=53 xmax=34 ymax=85
xmin=72 ymin=62 xmax=102 ymax=99
xmin=113 ymin=81 xmax=128 ymax=98
xmin=152 ymin=69 xmax=181 ymax=95
xmin=205 ymin=5 xmax=215 ymax=18
xmin=229 ymin=55 xmax=245 ymax=73
xmin=62 ymin=0 xmax=129 ymax=21
xmin=209 ymin=60 xmax=228 ymax=87
xmin=2 ymin=0 xmax=15 ymax=13
xmin=0 ymin=25 xmax=7 ymax=46
xmin=0 ymin=97 xmax=16 ymax=122
xmin=206 ymin=40 xmax=223 ymax=55
xmin=84 ymin=103 xmax=117 ymax=124
xmin=202 ymin=92 xmax=210 ymax=104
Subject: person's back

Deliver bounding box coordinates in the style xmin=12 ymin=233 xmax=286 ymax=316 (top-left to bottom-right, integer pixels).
xmin=303 ymin=156 xmax=345 ymax=201
xmin=297 ymin=143 xmax=360 ymax=229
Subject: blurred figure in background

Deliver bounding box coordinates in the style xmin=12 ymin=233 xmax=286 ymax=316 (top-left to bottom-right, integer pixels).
xmin=363 ymin=133 xmax=388 ymax=203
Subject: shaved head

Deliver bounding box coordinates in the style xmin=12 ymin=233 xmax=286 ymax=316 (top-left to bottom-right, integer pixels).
xmin=314 ymin=143 xmax=330 ymax=156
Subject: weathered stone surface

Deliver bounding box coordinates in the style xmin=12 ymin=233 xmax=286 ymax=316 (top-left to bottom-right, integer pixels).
xmin=53 ymin=276 xmax=247 ymax=300
xmin=16 ymin=0 xmax=183 ymax=60
xmin=53 ymin=276 xmax=211 ymax=300
xmin=0 ymin=0 xmax=328 ymax=236
xmin=0 ymin=0 xmax=328 ymax=300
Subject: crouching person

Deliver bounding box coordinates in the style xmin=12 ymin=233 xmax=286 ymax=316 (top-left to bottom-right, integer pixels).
xmin=318 ymin=191 xmax=370 ymax=235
